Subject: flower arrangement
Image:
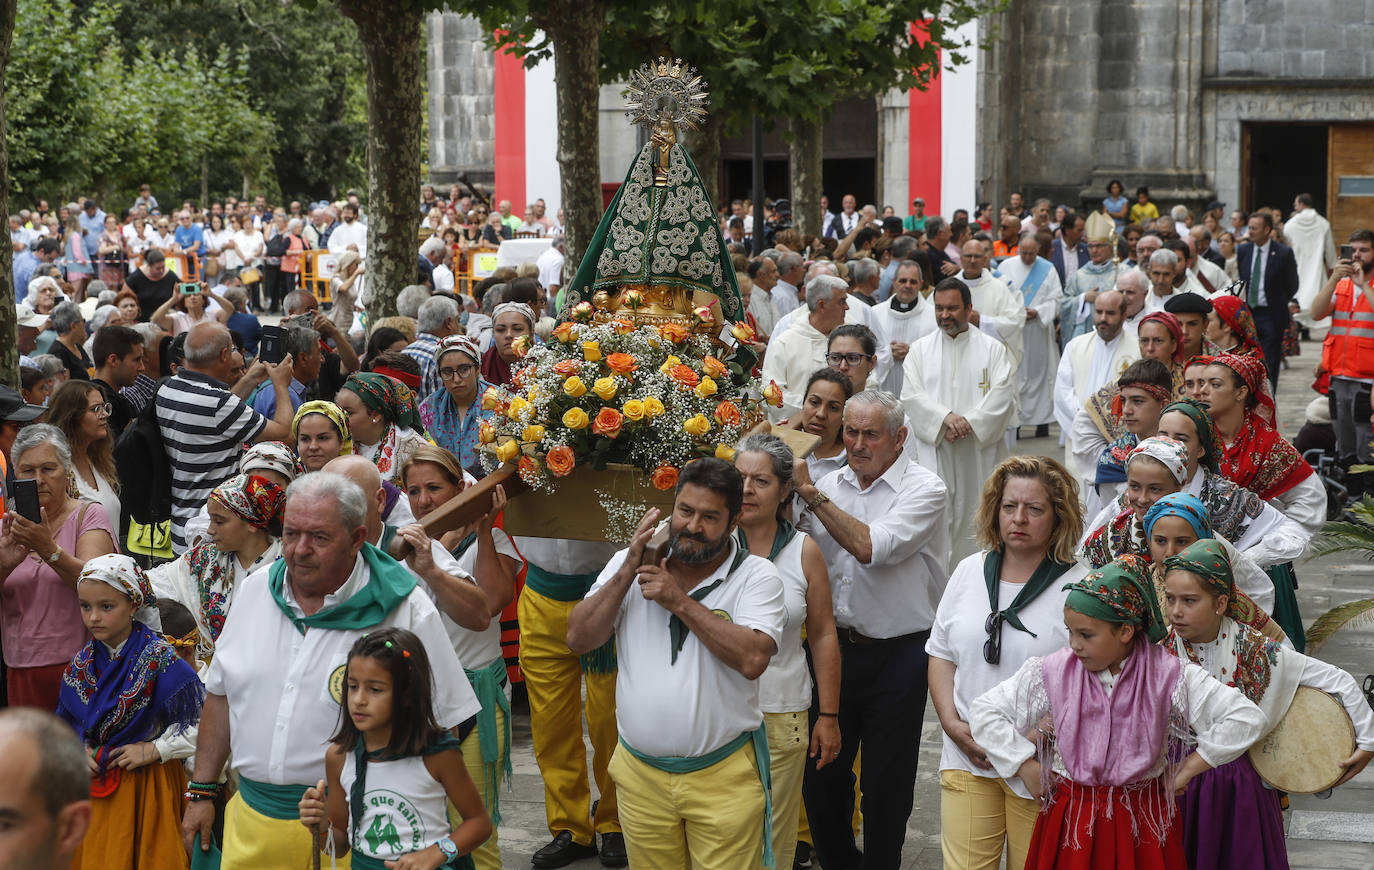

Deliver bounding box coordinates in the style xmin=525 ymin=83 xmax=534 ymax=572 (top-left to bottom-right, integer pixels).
xmin=477 ymin=316 xmax=781 ymax=492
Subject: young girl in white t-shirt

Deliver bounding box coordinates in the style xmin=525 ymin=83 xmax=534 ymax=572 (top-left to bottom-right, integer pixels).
xmin=298 ymin=628 xmax=491 ymax=869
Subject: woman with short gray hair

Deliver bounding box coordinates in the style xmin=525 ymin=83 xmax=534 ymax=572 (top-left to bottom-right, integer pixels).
xmin=48 ymin=301 xmax=93 ymax=381
xmin=0 ymin=424 xmax=118 ymax=711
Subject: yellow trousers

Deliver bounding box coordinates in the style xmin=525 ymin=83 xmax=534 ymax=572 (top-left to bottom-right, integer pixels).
xmin=765 ymin=712 xmax=807 ymax=870
xmin=448 ymin=705 xmax=508 ymax=870
xmin=938 ymin=769 xmax=1038 ymax=870
xmin=608 ymin=740 xmax=766 ymax=870
xmin=518 ymin=585 xmax=619 ymax=846
xmin=222 ymin=791 xmax=352 ymax=870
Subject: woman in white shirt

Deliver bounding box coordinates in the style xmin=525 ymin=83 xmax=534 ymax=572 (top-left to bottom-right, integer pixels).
xmin=232 ymin=215 xmax=266 ymax=310
xmin=733 ymin=434 xmax=841 ymax=870
xmin=790 ymin=368 xmax=853 ymax=482
xmin=47 ymin=381 xmax=123 ymax=537
xmin=202 ymin=213 xmax=233 ymax=287
xmin=926 ymin=455 xmax=1086 ymax=870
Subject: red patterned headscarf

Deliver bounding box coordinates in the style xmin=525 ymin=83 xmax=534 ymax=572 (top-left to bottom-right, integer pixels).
xmin=1209 ymin=352 xmax=1276 ymax=424
xmin=210 ymin=473 xmax=287 ymax=531
xmin=1138 ymin=311 xmax=1186 ymax=363
xmin=1209 ymin=295 xmax=1264 ymax=357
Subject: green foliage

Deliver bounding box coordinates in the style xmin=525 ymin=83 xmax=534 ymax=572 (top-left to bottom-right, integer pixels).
xmin=1304 ymin=494 xmax=1374 ymax=652
xmin=8 ymin=0 xmax=367 ymax=207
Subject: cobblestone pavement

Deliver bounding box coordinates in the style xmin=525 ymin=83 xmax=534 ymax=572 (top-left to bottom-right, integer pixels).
xmin=492 ymin=339 xmax=1374 ymax=869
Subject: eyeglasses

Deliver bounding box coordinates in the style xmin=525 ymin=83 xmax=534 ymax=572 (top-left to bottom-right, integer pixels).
xmin=87 ymin=403 xmax=113 ymax=418
xmin=983 ymin=612 xmax=1004 ymax=665
xmin=826 ymin=352 xmax=872 ymax=367
xmin=439 ymin=364 xmax=476 ymax=380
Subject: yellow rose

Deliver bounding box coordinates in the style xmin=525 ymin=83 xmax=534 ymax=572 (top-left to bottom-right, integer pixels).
xmin=659 ymin=355 xmax=681 ymax=375
xmin=506 ymin=397 xmax=530 ymax=421
xmin=522 ymin=424 xmax=546 ymax=443
xmin=477 ymin=421 xmax=496 ymax=444
xmin=683 ymin=414 xmax=711 ymax=437
xmin=494 ymin=439 xmax=520 ymax=463
xmin=694 ymin=377 xmax=717 ymax=399
xmin=563 ymin=376 xmax=587 ymax=398
xmin=622 ymin=399 xmax=646 ymax=421
xmin=643 ymin=396 xmax=666 ymax=418
xmin=593 ymin=377 xmax=618 ymax=401
xmin=715 ymin=444 xmax=736 ymax=462
xmin=583 ymin=340 xmax=602 ymax=362
xmin=562 ymin=407 xmax=590 ymax=430
xmin=481 ymin=386 xmax=502 ymax=411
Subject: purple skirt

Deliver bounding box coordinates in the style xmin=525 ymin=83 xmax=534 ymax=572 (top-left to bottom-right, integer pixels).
xmin=1178 ymin=754 xmax=1288 ymax=870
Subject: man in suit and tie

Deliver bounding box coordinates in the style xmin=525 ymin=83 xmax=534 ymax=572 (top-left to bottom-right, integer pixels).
xmin=1051 ymin=214 xmax=1089 ymax=285
xmin=826 ymin=194 xmax=860 ymax=238
xmin=1237 ymin=211 xmax=1299 ymax=387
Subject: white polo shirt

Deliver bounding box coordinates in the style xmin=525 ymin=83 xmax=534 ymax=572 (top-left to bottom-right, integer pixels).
xmin=205 ymin=553 xmax=481 ymax=787
xmin=430 ymin=529 xmax=521 ymax=670
xmin=590 ymin=538 xmax=785 ymax=758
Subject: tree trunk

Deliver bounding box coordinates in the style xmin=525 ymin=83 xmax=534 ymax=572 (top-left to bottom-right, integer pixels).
xmin=538 ymin=0 xmax=604 ymax=285
xmin=200 ymin=154 xmax=209 ymax=212
xmin=789 ymin=117 xmax=823 ymax=240
xmin=338 ymin=0 xmax=423 ymax=325
xmin=686 ymin=109 xmax=724 ymax=212
xmin=0 ymin=0 xmax=16 ymax=388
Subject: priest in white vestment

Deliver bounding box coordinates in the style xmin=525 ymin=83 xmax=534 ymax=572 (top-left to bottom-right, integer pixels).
xmin=871 ymin=258 xmax=936 ymax=395
xmin=999 ymin=232 xmax=1062 ymax=430
xmin=1053 ymin=290 xmax=1140 ymax=487
xmin=1285 ymin=195 xmax=1337 ymax=325
xmin=760 ymin=275 xmax=850 ymax=420
xmin=901 ymin=279 xmax=1018 ymax=563
xmin=955 ymin=239 xmax=1026 ymax=365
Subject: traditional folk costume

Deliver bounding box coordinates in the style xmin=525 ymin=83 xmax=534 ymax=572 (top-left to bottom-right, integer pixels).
xmin=999 ymin=254 xmax=1062 ymax=427
xmin=901 ymin=324 xmax=1019 ymax=564
xmin=969 ymin=558 xmax=1266 ymax=870
xmin=1162 ymin=541 xmax=1374 ymax=870
xmin=596 ymin=535 xmax=785 ymax=869
xmin=58 ymin=555 xmax=205 ymax=870
xmin=205 ymin=544 xmax=479 ymax=870
xmin=420 ymin=335 xmax=497 ymax=478
xmin=149 ymin=473 xmax=285 ymax=662
xmin=342 ymin=372 xmax=433 ymax=482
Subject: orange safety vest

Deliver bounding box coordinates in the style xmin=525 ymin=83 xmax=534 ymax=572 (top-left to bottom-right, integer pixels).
xmin=1326 ymin=278 xmax=1374 ymax=381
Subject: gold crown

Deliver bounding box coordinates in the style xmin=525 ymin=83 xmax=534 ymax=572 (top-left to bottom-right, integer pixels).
xmin=625 ymin=56 xmax=709 ymax=132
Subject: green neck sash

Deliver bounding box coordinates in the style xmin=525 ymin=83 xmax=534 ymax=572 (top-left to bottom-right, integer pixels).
xmin=462 ymin=657 xmax=512 ymax=824
xmin=983 ymin=549 xmax=1074 ymax=638
xmin=268 ymin=543 xmax=418 ymax=635
xmin=735 ymin=520 xmax=797 ymax=563
xmin=668 ymin=541 xmax=751 ymax=665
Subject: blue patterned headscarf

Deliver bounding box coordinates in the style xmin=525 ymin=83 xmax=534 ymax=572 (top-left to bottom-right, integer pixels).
xmin=1142 ymin=492 xmax=1211 ymax=539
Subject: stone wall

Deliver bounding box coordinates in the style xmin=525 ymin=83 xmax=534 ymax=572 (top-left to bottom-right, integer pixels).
xmin=426 ymin=12 xmax=495 ymax=186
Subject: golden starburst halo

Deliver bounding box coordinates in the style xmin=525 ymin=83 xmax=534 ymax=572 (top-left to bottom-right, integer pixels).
xmin=624 ymin=57 xmax=709 ymax=132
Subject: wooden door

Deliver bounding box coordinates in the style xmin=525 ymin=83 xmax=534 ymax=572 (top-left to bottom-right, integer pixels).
xmin=1328 ymin=125 xmax=1374 ymax=243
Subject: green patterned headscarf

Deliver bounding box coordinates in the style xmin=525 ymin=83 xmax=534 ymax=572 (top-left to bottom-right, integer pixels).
xmin=1163 ymin=539 xmax=1233 ymax=601
xmin=342 ymin=373 xmax=426 ymax=436
xmin=1063 ymin=555 xmax=1167 ymax=642
xmin=1161 ymin=399 xmax=1221 ymax=473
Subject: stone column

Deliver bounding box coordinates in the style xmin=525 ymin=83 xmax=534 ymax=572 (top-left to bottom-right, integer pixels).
xmin=425 ymin=12 xmax=495 ymax=187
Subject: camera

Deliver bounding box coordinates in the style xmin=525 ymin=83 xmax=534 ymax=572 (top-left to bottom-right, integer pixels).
xmin=259 ymin=325 xmax=285 ymax=364
xmin=179 ymin=282 xmax=200 ymax=295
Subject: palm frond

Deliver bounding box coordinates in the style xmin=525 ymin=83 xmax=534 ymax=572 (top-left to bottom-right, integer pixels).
xmin=1305 ymin=597 xmax=1374 ymax=654
xmin=1310 ymin=521 xmax=1374 ymax=560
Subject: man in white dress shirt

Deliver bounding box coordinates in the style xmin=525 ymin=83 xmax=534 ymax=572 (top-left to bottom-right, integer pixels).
xmin=568 ymin=459 xmax=784 ymax=870
xmin=1119 ymin=269 xmax=1149 ymax=335
xmin=760 ymin=276 xmax=850 ymax=420
xmin=774 ymin=251 xmax=804 ymax=317
xmin=901 ymin=279 xmax=1018 ymax=563
xmin=326 ymin=203 xmax=367 ymax=257
xmin=792 ymin=390 xmax=950 ymax=870
xmin=826 ymin=194 xmax=860 ymax=238
xmin=1000 ymin=231 xmax=1061 ymax=436
xmin=746 ymin=256 xmax=782 ymax=340
xmin=1054 ymin=290 xmax=1140 ymax=486
xmin=184 ymin=473 xmax=479 ymax=867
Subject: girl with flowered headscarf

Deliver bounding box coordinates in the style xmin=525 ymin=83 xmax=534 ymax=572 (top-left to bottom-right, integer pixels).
xmin=968 ymin=555 xmax=1266 ymax=870
xmin=148 ymin=474 xmax=286 ymax=662
xmin=59 ymin=554 xmax=205 ymax=870
xmin=1203 ymin=353 xmax=1316 ymax=505
xmin=1081 ymin=436 xmax=1189 ymax=567
xmin=1162 ymin=541 xmax=1374 ymax=870
xmin=336 ymin=372 xmax=432 ymax=481
xmin=1207 ymin=294 xmax=1264 ymax=358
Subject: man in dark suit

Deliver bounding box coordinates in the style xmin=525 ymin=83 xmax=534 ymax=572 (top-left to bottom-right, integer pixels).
xmin=1236 ymin=211 xmax=1299 ymax=387
xmin=1050 ymin=213 xmax=1089 ymax=284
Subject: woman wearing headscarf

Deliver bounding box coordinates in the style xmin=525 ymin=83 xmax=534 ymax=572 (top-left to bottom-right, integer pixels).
xmin=335 ymin=372 xmax=431 ymax=481
xmin=148 ymin=474 xmax=287 ymax=662
xmin=969 ymin=556 xmax=1265 ymax=869
xmin=481 ymin=301 xmax=535 ymax=386
xmin=421 ymin=334 xmax=495 ymax=478
xmin=58 ymin=554 xmax=204 ymax=870
xmin=291 ymin=400 xmax=418 ymax=528
xmin=1162 ymin=541 xmax=1374 ymax=870
xmin=1207 ymin=294 xmax=1265 ymax=358
xmin=1136 ymin=310 xmax=1187 ymax=394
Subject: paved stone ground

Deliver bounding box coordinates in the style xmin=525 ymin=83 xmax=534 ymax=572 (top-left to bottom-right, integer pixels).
xmin=491 ymin=338 xmax=1374 ymax=869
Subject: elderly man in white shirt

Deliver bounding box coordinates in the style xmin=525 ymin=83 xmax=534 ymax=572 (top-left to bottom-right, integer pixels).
xmin=792 ymin=389 xmax=950 ymax=870
xmin=568 ymin=459 xmax=785 ymax=870
xmin=184 ymin=473 xmax=479 ymax=867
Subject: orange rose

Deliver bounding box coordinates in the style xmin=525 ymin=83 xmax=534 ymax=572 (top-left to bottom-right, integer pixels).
xmin=606 ymin=353 xmax=639 ymax=375
xmin=518 ymin=455 xmax=540 ymax=479
xmin=702 ymin=356 xmax=727 ymax=379
xmin=553 ymin=359 xmax=580 ymax=378
xmin=763 ymin=380 xmax=784 ymax=408
xmin=658 ymin=323 xmax=691 ymax=344
xmin=592 ymin=407 xmax=624 ymax=439
xmin=609 ymin=318 xmax=636 ymax=335
xmin=670 ymin=364 xmax=700 ymax=388
xmin=731 ymin=321 xmax=756 ymax=343
xmin=546 ymin=445 xmax=576 ymax=477
xmin=553 ymin=321 xmax=577 ymax=343
xmin=714 ymin=401 xmax=742 ymax=427
xmin=651 ymin=464 xmax=679 ymax=491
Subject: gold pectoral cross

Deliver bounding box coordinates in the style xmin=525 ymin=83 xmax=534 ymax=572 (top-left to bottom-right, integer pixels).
xmin=978 ymin=368 xmax=990 ymax=395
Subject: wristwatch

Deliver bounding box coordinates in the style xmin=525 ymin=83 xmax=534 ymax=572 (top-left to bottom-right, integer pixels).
xmin=436 ymin=836 xmax=459 ymax=860
xmin=804 ymin=490 xmax=831 ymax=513
xmin=45 ymin=547 xmax=62 ymax=565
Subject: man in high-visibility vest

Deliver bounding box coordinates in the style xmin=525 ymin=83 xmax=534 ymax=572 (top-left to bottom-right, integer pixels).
xmin=1312 ymin=227 xmax=1374 ymax=497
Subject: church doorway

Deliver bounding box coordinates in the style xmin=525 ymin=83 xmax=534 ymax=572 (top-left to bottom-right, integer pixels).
xmin=1242 ymin=123 xmax=1329 ymax=216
